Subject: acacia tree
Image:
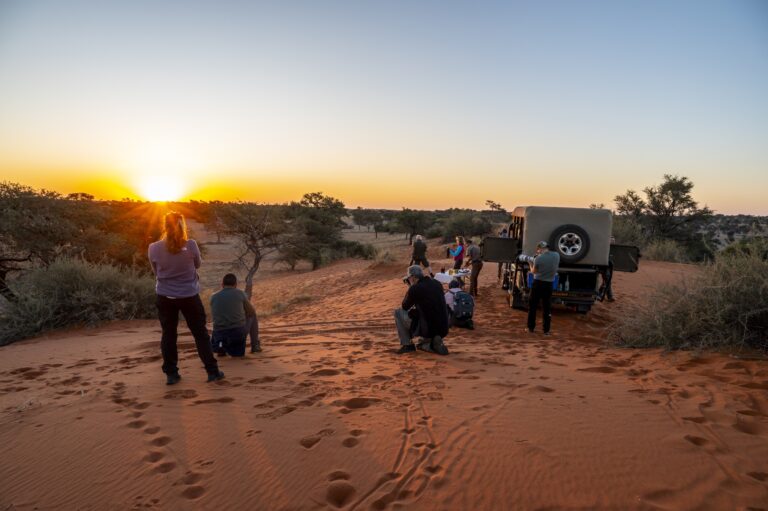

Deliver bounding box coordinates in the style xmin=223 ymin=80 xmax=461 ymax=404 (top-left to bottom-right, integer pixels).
xmin=394 ymin=208 xmax=433 ymax=244
xmin=282 ymin=192 xmax=347 ymax=270
xmin=0 ymin=183 xmax=92 ymax=301
xmin=216 ymin=202 xmax=285 ymax=299
xmin=614 ymin=174 xmax=713 ymax=259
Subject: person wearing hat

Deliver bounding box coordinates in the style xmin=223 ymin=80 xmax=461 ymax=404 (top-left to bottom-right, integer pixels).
xmin=521 ymin=241 xmax=560 ymax=335
xmin=394 ymin=265 xmax=450 ymax=355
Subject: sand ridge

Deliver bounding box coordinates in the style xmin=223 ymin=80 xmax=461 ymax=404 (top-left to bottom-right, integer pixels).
xmin=1 ymin=253 xmax=767 ymax=510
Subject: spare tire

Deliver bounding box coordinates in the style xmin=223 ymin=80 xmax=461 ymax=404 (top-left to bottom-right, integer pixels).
xmin=549 ymin=224 xmax=590 ymax=263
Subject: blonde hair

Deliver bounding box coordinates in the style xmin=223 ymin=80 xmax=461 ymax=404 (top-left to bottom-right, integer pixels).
xmin=162 ymin=211 xmax=188 ymax=254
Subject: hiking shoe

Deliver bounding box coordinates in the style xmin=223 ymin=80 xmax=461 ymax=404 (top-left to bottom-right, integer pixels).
xmin=417 ymin=339 xmax=434 ymax=353
xmin=166 ymin=373 xmax=181 ymax=385
xmin=250 ymin=345 xmax=262 ymax=353
xmin=524 ymin=328 xmax=534 ymax=334
xmin=206 ymin=370 xmax=225 ymax=382
xmin=543 ymin=331 xmax=551 ymax=336
xmin=397 ymin=344 xmax=416 ymax=354
xmin=432 ymin=336 xmax=449 ymax=356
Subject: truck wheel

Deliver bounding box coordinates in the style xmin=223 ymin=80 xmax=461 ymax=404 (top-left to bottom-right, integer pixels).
xmin=549 ymin=224 xmax=590 ymax=263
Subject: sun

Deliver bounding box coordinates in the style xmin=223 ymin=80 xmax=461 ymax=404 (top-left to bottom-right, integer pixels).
xmin=137 ymin=175 xmax=187 ymax=202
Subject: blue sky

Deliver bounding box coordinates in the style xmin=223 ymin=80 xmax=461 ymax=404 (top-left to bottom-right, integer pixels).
xmin=0 ymin=0 xmax=766 ymax=212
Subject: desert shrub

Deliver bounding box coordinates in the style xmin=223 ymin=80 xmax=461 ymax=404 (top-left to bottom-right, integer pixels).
xmin=610 ymin=251 xmax=768 ymax=351
xmin=643 ymin=239 xmax=688 ymax=263
xmin=0 ymin=258 xmax=156 ymax=345
xmin=319 ymin=240 xmax=377 ymax=266
xmin=721 ymin=237 xmax=768 ymax=260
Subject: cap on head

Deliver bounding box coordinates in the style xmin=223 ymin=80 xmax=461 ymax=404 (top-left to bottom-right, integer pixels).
xmin=537 ymin=241 xmax=548 ymax=249
xmin=406 ymin=265 xmax=424 ymax=279
xmin=449 ymin=279 xmax=462 ymax=289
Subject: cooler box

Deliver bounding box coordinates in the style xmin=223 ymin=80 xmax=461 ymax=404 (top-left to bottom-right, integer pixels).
xmin=527 ymin=273 xmax=559 ymax=289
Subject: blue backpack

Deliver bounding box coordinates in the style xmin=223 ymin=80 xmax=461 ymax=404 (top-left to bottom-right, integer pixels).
xmin=452 ymin=291 xmax=475 ymax=320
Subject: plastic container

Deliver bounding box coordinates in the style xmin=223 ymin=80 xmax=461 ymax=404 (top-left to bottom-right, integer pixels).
xmin=527 ymin=273 xmax=559 ymax=289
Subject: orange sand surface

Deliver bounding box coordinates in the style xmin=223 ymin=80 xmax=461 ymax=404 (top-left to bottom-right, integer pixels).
xmin=1 ymin=245 xmax=767 ymax=510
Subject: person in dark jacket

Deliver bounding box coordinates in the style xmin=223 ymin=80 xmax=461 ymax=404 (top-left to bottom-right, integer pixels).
xmin=409 ymin=235 xmax=433 ymax=277
xmin=394 ymin=265 xmax=449 ymax=355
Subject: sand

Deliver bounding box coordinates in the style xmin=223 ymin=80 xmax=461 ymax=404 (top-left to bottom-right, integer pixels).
xmin=1 ymin=240 xmax=767 ymax=510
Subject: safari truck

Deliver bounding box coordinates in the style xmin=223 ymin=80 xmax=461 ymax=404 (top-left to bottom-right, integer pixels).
xmin=482 ymin=206 xmax=640 ymax=313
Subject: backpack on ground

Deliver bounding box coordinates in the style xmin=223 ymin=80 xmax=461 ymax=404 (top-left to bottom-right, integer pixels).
xmin=452 ymin=291 xmax=474 ymax=320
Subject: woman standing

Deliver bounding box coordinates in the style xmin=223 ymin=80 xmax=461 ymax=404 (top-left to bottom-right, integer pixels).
xmin=148 ymin=212 xmax=224 ymax=385
xmin=449 ymin=236 xmax=465 ymax=270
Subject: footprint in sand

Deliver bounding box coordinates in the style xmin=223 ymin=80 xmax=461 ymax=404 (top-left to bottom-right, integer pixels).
xmin=153 ymin=462 xmax=176 ymax=474
xmin=684 ymin=435 xmax=708 ymax=446
xmin=164 ymin=389 xmax=198 ymax=400
xmin=747 ymin=472 xmax=767 ymax=482
xmin=326 ymin=480 xmax=356 ymax=508
xmin=342 ymin=437 xmax=359 ymax=448
xmin=151 ymin=436 xmax=172 ymax=447
xmin=144 ymin=426 xmax=161 ymax=435
xmin=191 ymin=397 xmax=235 ymax=405
xmin=328 ymin=470 xmax=350 ymax=481
xmin=144 ymin=451 xmax=164 ymax=463
xmin=181 ymin=486 xmax=205 ymax=499
xmin=732 ymin=421 xmax=763 ymax=436
xmin=682 ymin=416 xmax=706 ymax=424
xmin=127 ymin=420 xmax=147 ymax=429
xmin=332 ymin=397 xmax=381 ymax=411
xmin=300 ymin=428 xmax=335 ymax=449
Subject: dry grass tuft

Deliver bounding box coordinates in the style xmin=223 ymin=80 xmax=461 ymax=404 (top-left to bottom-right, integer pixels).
xmin=610 ymin=251 xmax=768 ymax=351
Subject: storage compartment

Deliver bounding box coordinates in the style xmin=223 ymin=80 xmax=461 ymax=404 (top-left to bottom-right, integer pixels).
xmin=555 ymin=271 xmax=597 ymax=293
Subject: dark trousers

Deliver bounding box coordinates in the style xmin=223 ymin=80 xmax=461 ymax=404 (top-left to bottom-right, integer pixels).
xmin=247 ymin=314 xmax=260 ymax=350
xmin=527 ymin=279 xmax=553 ymax=333
xmin=156 ymin=294 xmax=219 ymax=375
xmin=212 ymin=326 xmax=247 ymax=356
xmin=469 ymin=260 xmax=483 ymax=297
xmin=453 ymin=259 xmax=463 ymax=270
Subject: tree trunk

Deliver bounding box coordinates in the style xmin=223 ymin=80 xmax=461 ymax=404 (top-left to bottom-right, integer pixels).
xmin=244 ymin=254 xmax=261 ymax=300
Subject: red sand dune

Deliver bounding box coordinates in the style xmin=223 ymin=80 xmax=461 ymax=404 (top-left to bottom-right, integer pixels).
xmin=1 ymin=250 xmax=767 ymax=510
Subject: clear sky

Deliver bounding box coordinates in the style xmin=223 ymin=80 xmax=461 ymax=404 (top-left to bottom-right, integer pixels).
xmin=0 ymin=0 xmax=766 ymax=213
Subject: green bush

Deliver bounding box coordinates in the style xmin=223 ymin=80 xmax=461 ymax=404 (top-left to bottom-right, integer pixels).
xmin=643 ymin=239 xmax=688 ymax=263
xmin=0 ymin=258 xmax=156 ymax=345
xmin=610 ymin=250 xmax=768 ymax=351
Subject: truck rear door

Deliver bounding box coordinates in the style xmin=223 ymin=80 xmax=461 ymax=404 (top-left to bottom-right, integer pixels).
xmin=482 ymin=237 xmax=520 ymax=263
xmin=610 ymin=244 xmax=641 ymax=272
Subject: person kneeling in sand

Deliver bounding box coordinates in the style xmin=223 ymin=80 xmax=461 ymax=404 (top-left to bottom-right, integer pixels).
xmin=394 ymin=265 xmax=449 ymax=355
xmin=210 ymin=273 xmax=261 ymax=356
